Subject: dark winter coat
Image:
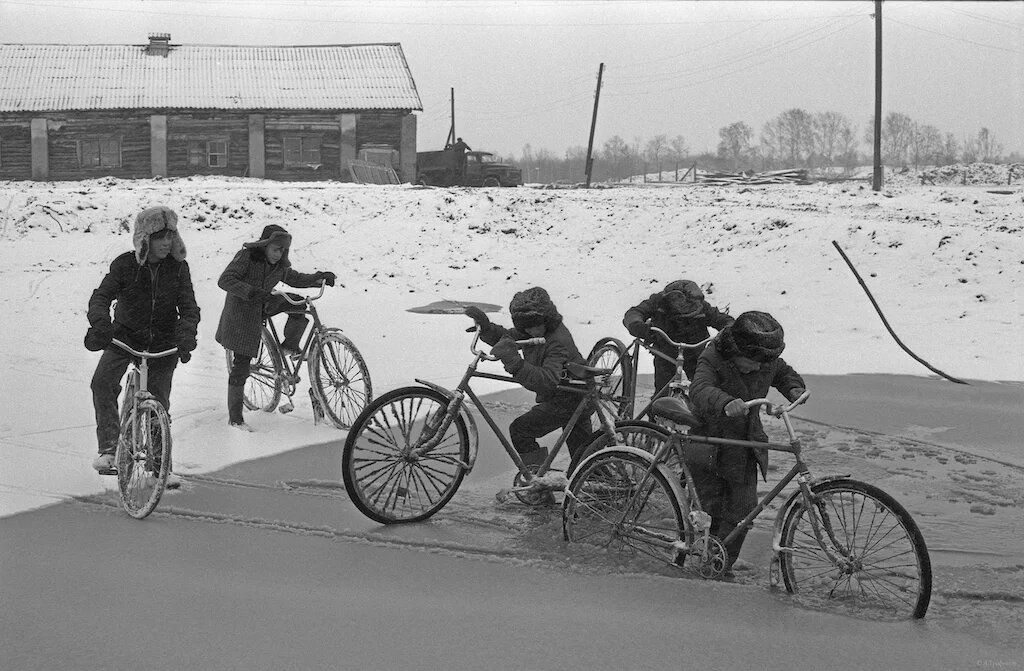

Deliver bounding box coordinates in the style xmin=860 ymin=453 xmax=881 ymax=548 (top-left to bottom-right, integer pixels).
xmin=215 ymin=248 xmax=322 ymax=358
xmin=479 ymin=289 xmax=585 ymax=408
xmin=87 ymin=251 xmax=200 ymax=352
xmin=623 ymin=281 xmax=733 ymax=365
xmin=687 ymin=344 xmax=805 ymax=482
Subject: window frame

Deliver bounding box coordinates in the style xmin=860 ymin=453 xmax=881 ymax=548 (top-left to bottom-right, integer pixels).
xmin=78 ymin=137 xmax=122 ymax=169
xmin=283 ymin=135 xmax=322 ymax=168
xmin=187 ymin=138 xmax=230 ymax=169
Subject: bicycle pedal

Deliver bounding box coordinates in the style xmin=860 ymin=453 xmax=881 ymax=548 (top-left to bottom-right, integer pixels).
xmin=279 ymin=401 xmax=294 ymax=414
xmin=96 ymin=468 xmax=118 ymax=476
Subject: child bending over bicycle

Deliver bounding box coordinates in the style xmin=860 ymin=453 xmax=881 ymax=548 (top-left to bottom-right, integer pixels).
xmin=464 ymin=287 xmax=593 ymax=467
xmin=686 ymin=310 xmax=806 ymax=575
xmin=85 ymin=206 xmax=200 ymax=485
xmin=623 ymin=279 xmax=733 ymax=390
xmin=215 ymin=224 xmax=336 ymax=430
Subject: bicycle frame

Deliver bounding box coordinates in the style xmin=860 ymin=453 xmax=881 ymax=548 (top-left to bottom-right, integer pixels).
xmin=411 ymin=329 xmax=620 ymax=482
xmin=265 ymin=284 xmax=329 ymax=379
xmin=604 ymin=330 xmax=711 ymax=420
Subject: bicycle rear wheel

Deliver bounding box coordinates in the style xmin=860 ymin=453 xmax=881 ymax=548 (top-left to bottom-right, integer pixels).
xmin=779 ymin=479 xmax=932 ymax=619
xmin=564 ymin=449 xmax=688 ymax=572
xmin=225 ymin=327 xmax=283 ymax=412
xmin=310 ymin=329 xmax=372 ymax=429
xmin=342 ymin=387 xmax=469 ymax=524
xmin=116 ymin=396 xmax=171 ymax=519
xmin=586 ymin=337 xmax=634 ymax=420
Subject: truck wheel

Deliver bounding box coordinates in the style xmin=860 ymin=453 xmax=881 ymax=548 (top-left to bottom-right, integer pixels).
xmin=483 ymin=177 xmax=500 ymax=187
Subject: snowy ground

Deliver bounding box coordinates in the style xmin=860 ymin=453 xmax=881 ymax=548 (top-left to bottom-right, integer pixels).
xmin=1 ymin=175 xmax=1022 ymax=667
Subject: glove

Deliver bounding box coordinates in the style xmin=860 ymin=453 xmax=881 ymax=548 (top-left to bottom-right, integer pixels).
xmin=179 ymin=350 xmax=192 ymax=364
xmin=316 ymin=271 xmax=337 ymax=287
xmin=464 ymin=306 xmax=490 ymax=329
xmin=625 ymin=320 xmax=651 ymax=340
xmin=787 ymin=388 xmax=806 ymax=403
xmin=84 ymin=326 xmax=113 ymax=352
xmin=490 ymin=336 xmax=522 ymax=366
xmin=724 ymin=398 xmax=748 ymax=418
xmin=250 ymin=287 xmax=274 ymax=303
xmin=177 ymin=337 xmax=196 ymax=364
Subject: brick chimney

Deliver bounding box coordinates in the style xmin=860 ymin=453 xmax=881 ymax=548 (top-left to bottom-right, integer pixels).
xmin=145 ymin=33 xmax=171 ymax=57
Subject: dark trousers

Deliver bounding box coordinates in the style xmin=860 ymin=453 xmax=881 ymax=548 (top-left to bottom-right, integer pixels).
xmin=228 ymin=351 xmax=252 ymax=387
xmin=689 ymin=462 xmax=758 ymax=568
xmin=91 ymin=347 xmax=176 ymax=455
xmin=509 ymin=401 xmax=593 ymax=465
xmin=266 ymin=297 xmax=309 ymax=351
xmin=652 ymin=350 xmax=697 ymax=394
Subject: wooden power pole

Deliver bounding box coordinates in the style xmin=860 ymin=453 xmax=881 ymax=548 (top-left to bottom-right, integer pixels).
xmin=446 ymin=88 xmax=456 ymax=148
xmin=584 ymin=63 xmax=604 ymax=187
xmin=872 ymin=0 xmax=883 ymax=191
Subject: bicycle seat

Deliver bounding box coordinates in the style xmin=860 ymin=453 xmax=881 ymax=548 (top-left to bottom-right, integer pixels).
xmin=563 ymin=362 xmax=612 ymax=380
xmin=650 ymin=397 xmax=700 ymax=427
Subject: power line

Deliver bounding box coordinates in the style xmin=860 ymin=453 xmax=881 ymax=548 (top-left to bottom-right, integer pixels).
xmin=884 ymin=16 xmax=1024 ymax=55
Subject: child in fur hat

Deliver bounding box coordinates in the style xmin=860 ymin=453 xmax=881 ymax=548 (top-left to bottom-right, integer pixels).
xmin=85 ymin=206 xmax=200 ymax=484
xmin=464 ymin=287 xmax=592 ymax=471
xmin=215 ymin=224 xmax=337 ymax=430
xmin=686 ymin=310 xmax=806 ymax=575
xmin=622 ymin=279 xmax=733 ymax=392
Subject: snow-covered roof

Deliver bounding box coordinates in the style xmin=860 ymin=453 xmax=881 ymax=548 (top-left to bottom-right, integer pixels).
xmin=0 ymin=42 xmax=423 ymax=112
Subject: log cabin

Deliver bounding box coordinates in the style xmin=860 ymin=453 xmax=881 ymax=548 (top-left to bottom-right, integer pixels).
xmin=0 ymin=34 xmax=422 ymax=182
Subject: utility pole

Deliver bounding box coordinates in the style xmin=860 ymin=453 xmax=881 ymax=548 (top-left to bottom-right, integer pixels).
xmin=872 ymin=0 xmax=883 ymax=191
xmin=446 ymin=88 xmax=456 ymax=148
xmin=584 ymin=63 xmax=604 ymax=187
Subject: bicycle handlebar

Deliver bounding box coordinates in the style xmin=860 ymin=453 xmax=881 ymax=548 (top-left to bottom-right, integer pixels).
xmin=274 ymin=280 xmax=327 ymax=305
xmin=111 ymin=339 xmax=178 ymax=359
xmin=468 ymin=327 xmax=545 ymax=361
xmin=744 ymin=389 xmax=811 ymax=416
xmin=646 ymin=325 xmax=712 ymax=351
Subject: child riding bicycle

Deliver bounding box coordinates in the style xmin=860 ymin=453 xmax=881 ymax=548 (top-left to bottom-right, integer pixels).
xmin=464 ymin=286 xmax=593 ymax=468
xmin=686 ymin=310 xmax=806 ymax=575
xmin=85 ymin=205 xmax=200 ymax=486
xmin=622 ymin=279 xmax=733 ymax=392
xmin=215 ymin=224 xmax=337 ymax=431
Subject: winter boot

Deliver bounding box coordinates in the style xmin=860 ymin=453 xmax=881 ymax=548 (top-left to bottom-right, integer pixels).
xmin=280 ymin=315 xmax=309 ymax=358
xmin=228 ymin=385 xmax=251 ymax=430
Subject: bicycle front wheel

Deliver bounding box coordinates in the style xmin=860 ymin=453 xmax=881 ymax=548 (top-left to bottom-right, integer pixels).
xmin=568 ymin=420 xmax=670 ymax=477
xmin=779 ymin=479 xmax=932 ymax=619
xmin=564 ymin=449 xmax=688 ymax=572
xmin=342 ymin=387 xmax=469 ymax=524
xmin=310 ymin=329 xmax=372 ymax=429
xmin=587 ymin=337 xmax=634 ymax=420
xmin=117 ymin=397 xmax=172 ymax=519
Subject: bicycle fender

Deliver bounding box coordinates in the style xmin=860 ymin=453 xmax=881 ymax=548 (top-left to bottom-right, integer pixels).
xmin=571 ymin=445 xmax=686 ymax=504
xmin=770 ymin=473 xmax=852 ymax=553
xmin=414 ymin=378 xmax=480 ymax=471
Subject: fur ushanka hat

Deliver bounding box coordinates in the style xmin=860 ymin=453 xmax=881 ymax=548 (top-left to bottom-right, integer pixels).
xmin=509 ymin=286 xmax=562 ymax=332
xmin=243 ymin=224 xmax=293 ymax=265
xmin=718 ymin=310 xmax=785 ymax=362
xmin=133 ymin=206 xmax=186 ymax=264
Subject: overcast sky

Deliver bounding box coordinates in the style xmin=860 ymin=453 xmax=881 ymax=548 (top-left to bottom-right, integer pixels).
xmin=1 ymin=0 xmax=1021 ymax=159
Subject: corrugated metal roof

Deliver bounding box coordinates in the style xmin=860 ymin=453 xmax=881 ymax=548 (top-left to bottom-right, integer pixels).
xmin=0 ymin=42 xmax=422 ymax=112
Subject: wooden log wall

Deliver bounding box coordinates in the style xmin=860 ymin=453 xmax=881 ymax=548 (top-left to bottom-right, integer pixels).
xmin=167 ymin=112 xmax=250 ymax=177
xmin=0 ymin=118 xmax=31 ymax=180
xmin=46 ymin=112 xmax=152 ymax=180
xmin=264 ymin=113 xmax=341 ymax=182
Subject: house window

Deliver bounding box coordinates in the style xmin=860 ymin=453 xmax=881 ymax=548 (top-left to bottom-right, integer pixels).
xmin=79 ymin=138 xmax=121 ymax=168
xmin=284 ymin=136 xmax=321 ymax=167
xmin=188 ymin=139 xmax=229 ymax=168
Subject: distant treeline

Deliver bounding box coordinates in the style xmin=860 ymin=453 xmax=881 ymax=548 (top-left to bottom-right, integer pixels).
xmin=509 ymin=109 xmax=1021 ymax=184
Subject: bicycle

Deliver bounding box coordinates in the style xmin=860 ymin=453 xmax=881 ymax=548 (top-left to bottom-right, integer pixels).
xmin=95 ymin=339 xmax=178 ymax=519
xmin=225 ymin=282 xmax=372 ymax=429
xmin=341 ymin=326 xmax=624 ymax=524
xmin=587 ymin=326 xmax=711 ymax=421
xmin=563 ymin=391 xmax=933 ymax=619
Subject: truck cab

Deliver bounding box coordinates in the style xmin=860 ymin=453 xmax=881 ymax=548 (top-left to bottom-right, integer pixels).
xmin=416 ymin=149 xmax=522 ymax=187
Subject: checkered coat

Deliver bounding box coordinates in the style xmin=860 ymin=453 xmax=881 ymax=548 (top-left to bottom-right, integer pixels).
xmin=214 ymin=249 xmax=321 ymax=358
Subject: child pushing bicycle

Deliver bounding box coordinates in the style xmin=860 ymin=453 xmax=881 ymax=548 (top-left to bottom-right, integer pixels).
xmin=215 ymin=224 xmax=336 ymax=431
xmin=464 ymin=286 xmax=593 ymax=468
xmin=85 ymin=205 xmax=200 ymax=487
xmin=686 ymin=310 xmax=806 ymax=575
xmin=622 ymin=279 xmax=733 ymax=391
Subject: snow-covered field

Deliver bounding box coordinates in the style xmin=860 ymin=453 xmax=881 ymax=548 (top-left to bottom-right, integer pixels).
xmin=1 ymin=174 xmax=1022 ymax=667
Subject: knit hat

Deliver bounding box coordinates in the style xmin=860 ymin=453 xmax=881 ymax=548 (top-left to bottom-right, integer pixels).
xmin=719 ymin=310 xmax=785 ymax=362
xmin=509 ymin=286 xmax=561 ymax=332
xmin=133 ymin=205 xmax=186 ymax=264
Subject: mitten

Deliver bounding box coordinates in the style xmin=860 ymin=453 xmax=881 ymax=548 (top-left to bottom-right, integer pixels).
xmin=317 ymin=271 xmax=337 ymax=287
xmin=179 ymin=350 xmax=192 ymax=364
xmin=463 ymin=306 xmax=490 ymax=329
xmin=490 ymin=336 xmax=522 ymax=367
xmin=625 ymin=320 xmax=651 ymax=340
xmin=84 ymin=326 xmax=113 ymax=352
xmin=787 ymin=388 xmax=806 ymax=403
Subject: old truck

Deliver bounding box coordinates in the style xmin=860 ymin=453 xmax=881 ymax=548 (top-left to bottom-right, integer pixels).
xmin=415 ymin=149 xmax=522 ymax=187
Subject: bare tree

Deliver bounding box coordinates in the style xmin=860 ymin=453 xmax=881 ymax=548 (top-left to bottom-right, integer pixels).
xmin=975 ymin=127 xmax=1003 ymax=162
xmin=881 ymin=112 xmax=915 ymax=167
xmin=644 ymin=134 xmax=668 ymax=177
xmin=813 ymin=111 xmax=854 ymax=170
xmin=908 ymin=122 xmax=942 ymax=169
xmin=717 ymin=121 xmax=753 ymax=171
xmin=939 ymin=133 xmax=960 ymax=166
xmin=601 ymin=135 xmax=630 ymax=181
xmin=762 ymin=108 xmax=814 ymax=167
